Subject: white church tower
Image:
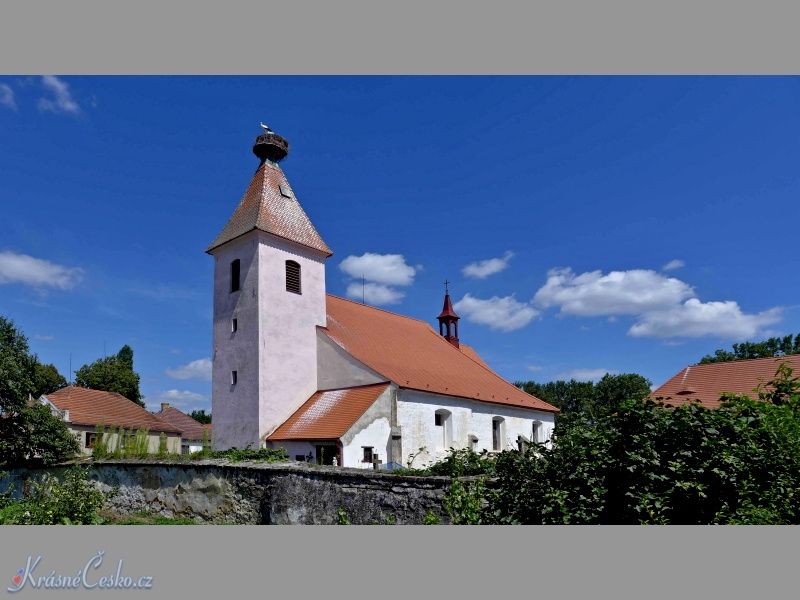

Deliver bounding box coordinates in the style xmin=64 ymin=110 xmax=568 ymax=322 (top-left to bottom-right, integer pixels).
xmin=206 ymin=126 xmax=333 ymax=450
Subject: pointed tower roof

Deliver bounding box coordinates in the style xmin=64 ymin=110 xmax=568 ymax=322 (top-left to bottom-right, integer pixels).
xmin=437 ymin=291 xmax=460 ymax=320
xmin=206 ymin=127 xmax=333 ymax=256
xmin=437 ymin=280 xmax=460 ymax=348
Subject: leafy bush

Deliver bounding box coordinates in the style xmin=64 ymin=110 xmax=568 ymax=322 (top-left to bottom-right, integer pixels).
xmin=484 ymin=362 xmax=800 ymax=524
xmin=207 ymin=445 xmax=289 ymax=464
xmin=5 ymin=465 xmax=114 ymax=525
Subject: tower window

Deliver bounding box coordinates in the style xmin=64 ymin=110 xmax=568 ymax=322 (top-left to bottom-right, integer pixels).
xmin=230 ymin=259 xmax=241 ymax=293
xmin=286 ymin=260 xmax=301 ymax=294
xmin=232 ymin=318 xmax=238 ymax=333
xmin=231 ymin=370 xmax=238 ymax=385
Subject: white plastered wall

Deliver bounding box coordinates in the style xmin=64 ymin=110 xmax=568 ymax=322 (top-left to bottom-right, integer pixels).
xmin=396 ymin=389 xmax=555 ymax=469
xmin=210 ymin=230 xmax=328 ymax=451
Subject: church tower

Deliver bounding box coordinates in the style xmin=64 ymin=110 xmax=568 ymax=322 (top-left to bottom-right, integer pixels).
xmin=207 ymin=126 xmax=332 ymax=450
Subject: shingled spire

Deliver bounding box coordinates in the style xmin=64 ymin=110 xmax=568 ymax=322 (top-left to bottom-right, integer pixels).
xmin=206 ymin=126 xmax=332 ymax=256
xmin=437 ymin=280 xmax=460 ymax=348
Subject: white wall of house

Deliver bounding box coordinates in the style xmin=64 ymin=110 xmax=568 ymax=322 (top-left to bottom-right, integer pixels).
xmin=396 ymin=389 xmax=555 ymax=469
xmin=211 ymin=230 xmax=328 ymax=451
xmin=71 ymin=424 xmax=181 ymax=455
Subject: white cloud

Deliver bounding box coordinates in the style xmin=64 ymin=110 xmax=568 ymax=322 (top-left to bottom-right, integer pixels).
xmin=557 ymin=368 xmax=618 ymax=381
xmin=533 ymin=265 xmax=782 ymax=340
xmin=0 ymin=84 xmax=16 ymax=110
xmin=533 ymin=267 xmax=695 ymax=316
xmin=453 ymin=293 xmax=540 ymax=332
xmin=147 ymin=389 xmax=209 ymax=412
xmin=38 ymin=75 xmax=80 ymax=115
xmin=165 ymin=358 xmax=212 ymax=382
xmin=346 ymin=282 xmax=405 ymax=305
xmin=662 ymin=259 xmax=685 ymax=271
xmin=0 ymin=251 xmax=84 ymax=290
xmin=462 ymin=251 xmax=514 ymax=279
xmin=527 ymin=365 xmax=542 ymax=372
xmin=34 ymin=335 xmax=54 ymax=340
xmin=628 ymin=299 xmax=783 ymax=339
xmin=339 ymin=253 xmax=417 ymax=286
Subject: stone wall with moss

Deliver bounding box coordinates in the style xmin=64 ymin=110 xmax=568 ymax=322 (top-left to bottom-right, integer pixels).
xmin=2 ymin=460 xmax=451 ymax=524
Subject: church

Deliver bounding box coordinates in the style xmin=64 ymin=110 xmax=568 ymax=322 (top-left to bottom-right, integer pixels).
xmin=207 ymin=126 xmax=558 ymax=468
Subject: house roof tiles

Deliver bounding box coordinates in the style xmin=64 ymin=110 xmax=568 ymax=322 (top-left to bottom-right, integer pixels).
xmin=156 ymin=406 xmax=208 ymax=441
xmin=649 ymin=355 xmax=800 ymax=409
xmin=268 ymin=383 xmax=390 ymax=441
xmin=44 ymin=387 xmax=182 ymax=434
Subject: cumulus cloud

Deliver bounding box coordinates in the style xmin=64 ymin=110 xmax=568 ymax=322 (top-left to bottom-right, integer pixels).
xmin=346 ymin=282 xmax=405 ymax=305
xmin=533 ymin=265 xmax=783 ymax=340
xmin=462 ymin=251 xmax=514 ymax=279
xmin=453 ymin=293 xmax=540 ymax=332
xmin=0 ymin=251 xmax=84 ymax=290
xmin=556 ymin=368 xmax=619 ymax=381
xmin=340 ymin=252 xmax=418 ymax=305
xmin=533 ymin=267 xmax=694 ymax=316
xmin=662 ymin=259 xmax=685 ymax=271
xmin=165 ymin=358 xmax=212 ymax=382
xmin=628 ymin=299 xmax=783 ymax=339
xmin=148 ymin=389 xmax=209 ymax=412
xmin=38 ymin=75 xmax=80 ymax=115
xmin=0 ymin=84 xmax=16 ymax=110
xmin=339 ymin=253 xmax=417 ymax=286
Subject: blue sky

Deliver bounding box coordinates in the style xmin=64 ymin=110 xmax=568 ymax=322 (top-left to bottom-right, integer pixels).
xmin=2 ymin=76 xmax=799 ymax=413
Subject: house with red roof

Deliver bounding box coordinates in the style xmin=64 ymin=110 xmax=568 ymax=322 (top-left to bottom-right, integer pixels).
xmin=649 ymin=354 xmax=800 ymax=409
xmin=206 ymin=126 xmax=558 ymax=468
xmin=40 ymin=387 xmax=182 ymax=455
xmin=156 ymin=403 xmax=210 ymax=454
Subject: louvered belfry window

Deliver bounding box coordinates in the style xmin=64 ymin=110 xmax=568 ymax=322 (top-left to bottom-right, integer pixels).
xmin=286 ymin=260 xmax=301 ymax=294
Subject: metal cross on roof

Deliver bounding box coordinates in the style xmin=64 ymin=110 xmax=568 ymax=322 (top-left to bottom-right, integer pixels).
xmin=444 ymin=279 xmax=450 ymax=292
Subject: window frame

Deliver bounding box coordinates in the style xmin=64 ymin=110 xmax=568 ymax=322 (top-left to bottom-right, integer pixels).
xmin=285 ymin=260 xmax=301 ymax=295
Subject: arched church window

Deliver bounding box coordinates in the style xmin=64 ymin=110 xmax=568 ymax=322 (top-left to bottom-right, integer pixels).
xmin=230 ymin=259 xmax=241 ymax=293
xmin=286 ymin=260 xmax=301 ymax=294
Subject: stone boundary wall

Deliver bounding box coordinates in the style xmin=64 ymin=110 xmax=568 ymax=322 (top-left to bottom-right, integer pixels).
xmin=1 ymin=460 xmax=459 ymax=525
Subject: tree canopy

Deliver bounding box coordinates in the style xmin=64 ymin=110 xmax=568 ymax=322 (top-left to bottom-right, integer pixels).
xmin=0 ymin=316 xmax=79 ymax=468
xmin=699 ymin=334 xmax=800 ymax=364
xmin=74 ymin=345 xmax=144 ymax=407
xmin=189 ymin=409 xmax=211 ymax=424
xmin=515 ymin=372 xmax=652 ymax=421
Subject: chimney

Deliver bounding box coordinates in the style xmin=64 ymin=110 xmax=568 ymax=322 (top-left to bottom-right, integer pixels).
xmin=161 ymin=403 xmax=170 ymax=412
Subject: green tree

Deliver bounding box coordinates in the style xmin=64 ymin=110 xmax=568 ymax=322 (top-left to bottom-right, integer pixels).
xmin=487 ymin=362 xmax=800 ymax=525
xmin=189 ymin=409 xmax=211 ymax=424
xmin=0 ymin=316 xmax=80 ymax=468
xmin=74 ymin=345 xmax=144 ymax=407
xmin=34 ymin=362 xmax=68 ymax=397
xmin=593 ymin=373 xmax=652 ymax=414
xmin=699 ymin=334 xmax=800 ymax=364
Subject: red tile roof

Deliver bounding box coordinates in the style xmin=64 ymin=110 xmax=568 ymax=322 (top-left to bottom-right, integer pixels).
xmin=321 ymin=295 xmax=558 ymax=413
xmin=206 ymin=160 xmax=332 ymax=256
xmin=44 ymin=387 xmax=182 ymax=434
xmin=649 ymin=355 xmax=800 ymax=409
xmin=156 ymin=406 xmax=208 ymax=440
xmin=268 ymin=383 xmax=390 ymax=441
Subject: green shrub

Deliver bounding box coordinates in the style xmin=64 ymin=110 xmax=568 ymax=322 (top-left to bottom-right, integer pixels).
xmin=8 ymin=465 xmax=114 ymax=525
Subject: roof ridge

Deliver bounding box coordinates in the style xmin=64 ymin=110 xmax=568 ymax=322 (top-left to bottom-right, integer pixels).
xmin=326 ymin=294 xmax=433 ymax=326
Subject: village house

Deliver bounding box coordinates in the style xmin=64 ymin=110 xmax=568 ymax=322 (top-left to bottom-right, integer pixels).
xmin=40 ymin=387 xmax=182 ymax=455
xmin=156 ymin=403 xmax=210 ymax=454
xmin=649 ymin=354 xmax=800 ymax=409
xmin=207 ymin=126 xmax=558 ymax=468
